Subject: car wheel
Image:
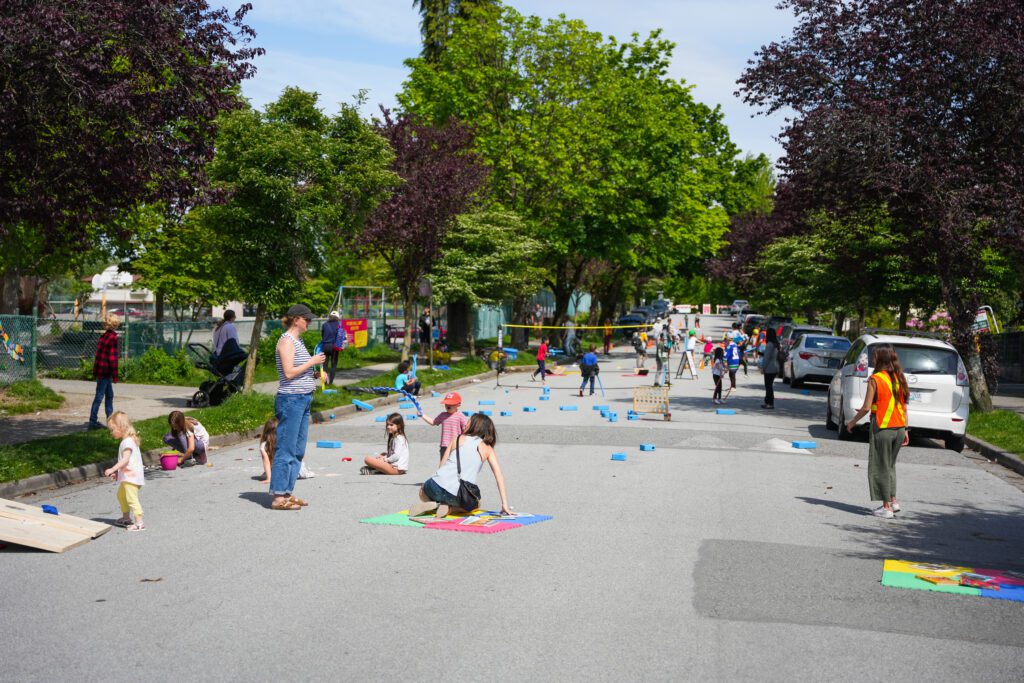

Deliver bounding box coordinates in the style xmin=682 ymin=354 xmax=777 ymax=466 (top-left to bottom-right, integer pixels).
xmin=825 ymin=396 xmax=838 ymax=431
xmin=944 ymin=434 xmax=965 ymax=453
xmin=837 ymin=405 xmax=854 ymax=441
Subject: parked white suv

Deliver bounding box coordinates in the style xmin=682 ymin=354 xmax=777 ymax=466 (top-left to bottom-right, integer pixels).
xmin=826 ymin=332 xmax=970 ymax=451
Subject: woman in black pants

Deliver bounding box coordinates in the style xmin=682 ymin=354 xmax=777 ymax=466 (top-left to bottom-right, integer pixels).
xmin=761 ymin=327 xmax=780 ymax=409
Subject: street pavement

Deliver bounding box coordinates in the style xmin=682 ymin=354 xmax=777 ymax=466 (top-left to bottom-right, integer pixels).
xmin=1 ymin=315 xmax=1022 ymax=681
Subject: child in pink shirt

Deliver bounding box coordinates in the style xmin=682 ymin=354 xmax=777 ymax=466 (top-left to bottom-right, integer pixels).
xmin=418 ymin=391 xmax=468 ymax=461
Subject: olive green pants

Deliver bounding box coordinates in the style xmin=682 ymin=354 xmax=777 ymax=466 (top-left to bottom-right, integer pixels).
xmin=868 ymin=421 xmax=905 ymax=502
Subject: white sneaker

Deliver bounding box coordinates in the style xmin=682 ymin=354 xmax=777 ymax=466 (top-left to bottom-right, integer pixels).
xmin=872 ymin=506 xmax=894 ymax=519
xmin=891 ymin=501 xmax=901 ymax=513
xmin=298 ymin=463 xmax=316 ymax=479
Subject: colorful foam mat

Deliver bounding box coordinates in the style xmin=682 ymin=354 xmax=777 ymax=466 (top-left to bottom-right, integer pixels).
xmin=360 ymin=509 xmax=552 ymax=534
xmin=881 ymin=559 xmax=1024 ymax=602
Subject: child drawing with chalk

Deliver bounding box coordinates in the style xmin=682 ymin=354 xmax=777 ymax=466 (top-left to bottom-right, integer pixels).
xmin=103 ymin=411 xmax=145 ymax=531
xmin=361 ymin=413 xmax=410 ymax=475
xmin=418 ymin=392 xmax=469 ymax=462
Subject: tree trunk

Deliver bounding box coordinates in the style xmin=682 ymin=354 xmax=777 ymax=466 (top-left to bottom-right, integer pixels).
xmin=1 ymin=267 xmax=19 ymax=314
xmin=898 ymin=301 xmax=908 ymax=331
xmin=155 ymin=291 xmax=165 ymax=322
xmin=447 ymin=299 xmax=471 ymax=350
xmin=243 ymin=302 xmax=266 ymax=393
xmin=964 ymin=342 xmax=994 ymax=412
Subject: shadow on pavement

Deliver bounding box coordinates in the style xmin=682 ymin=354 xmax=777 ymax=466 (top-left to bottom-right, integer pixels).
xmin=238 ymin=491 xmax=271 ymax=508
xmin=796 ymin=496 xmax=870 ymax=516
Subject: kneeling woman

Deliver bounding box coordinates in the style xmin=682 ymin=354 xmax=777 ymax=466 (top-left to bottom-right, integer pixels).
xmin=409 ymin=413 xmax=512 ymax=517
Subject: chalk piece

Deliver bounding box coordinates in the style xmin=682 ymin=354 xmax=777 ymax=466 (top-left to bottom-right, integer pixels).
xmin=323 ymin=389 xmax=338 ymax=395
xmin=560 ymin=405 xmax=578 ymax=411
xmin=352 ymin=399 xmax=374 ymax=411
xmin=317 ymin=440 xmax=342 ymax=448
xmin=800 ymin=389 xmax=811 ymax=395
xmin=398 ymin=401 xmax=414 ymax=408
xmin=539 ymin=396 xmax=550 ymax=401
xmin=523 ymin=407 xmax=537 ymax=412
xmin=500 ymin=411 xmax=512 ymax=417
xmin=639 ymin=444 xmax=656 ymax=452
xmin=716 ymin=409 xmax=736 ymax=415
xmin=406 ymin=414 xmax=418 ymax=420
xmin=375 ymin=416 xmax=387 ymax=422
xmin=611 ymin=453 xmax=627 ymax=461
xmin=478 ymin=400 xmax=496 ymax=406
xmin=479 ymin=410 xmax=493 ymax=416
xmin=341 ymin=457 xmax=352 ymax=462
xmin=628 ymin=415 xmax=639 ymax=421
xmin=593 ymin=405 xmax=610 ymax=411
xmin=792 ymin=441 xmax=817 ymax=449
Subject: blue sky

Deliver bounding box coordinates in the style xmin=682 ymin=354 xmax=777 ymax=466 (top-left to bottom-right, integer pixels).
xmin=240 ymin=0 xmax=795 ymax=164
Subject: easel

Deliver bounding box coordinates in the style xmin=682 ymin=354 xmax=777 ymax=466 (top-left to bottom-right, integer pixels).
xmin=675 ymin=349 xmax=697 ymax=379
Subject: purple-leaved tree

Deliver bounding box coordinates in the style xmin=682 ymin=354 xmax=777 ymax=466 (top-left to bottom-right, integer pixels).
xmin=360 ymin=110 xmax=488 ymax=360
xmin=738 ymin=0 xmax=1024 ymax=411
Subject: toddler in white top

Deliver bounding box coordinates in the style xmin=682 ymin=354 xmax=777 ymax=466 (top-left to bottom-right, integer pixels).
xmin=361 ymin=413 xmax=409 ymax=475
xmin=104 ymin=411 xmax=146 ymax=531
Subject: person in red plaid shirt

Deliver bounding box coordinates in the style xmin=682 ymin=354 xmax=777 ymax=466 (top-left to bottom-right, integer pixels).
xmin=89 ymin=315 xmax=121 ymax=429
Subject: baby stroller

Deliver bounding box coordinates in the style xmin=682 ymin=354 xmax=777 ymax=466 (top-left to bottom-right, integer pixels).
xmin=186 ymin=338 xmax=247 ymax=407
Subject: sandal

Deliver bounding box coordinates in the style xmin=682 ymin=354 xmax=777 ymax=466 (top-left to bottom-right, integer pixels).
xmin=114 ymin=518 xmax=132 ymax=528
xmin=288 ymin=496 xmax=308 ymax=507
xmin=271 ymin=499 xmax=301 ymax=511
xmin=126 ymin=523 xmax=146 ymax=531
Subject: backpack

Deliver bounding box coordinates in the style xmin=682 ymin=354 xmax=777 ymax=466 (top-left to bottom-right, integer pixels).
xmin=335 ymin=323 xmax=347 ymax=350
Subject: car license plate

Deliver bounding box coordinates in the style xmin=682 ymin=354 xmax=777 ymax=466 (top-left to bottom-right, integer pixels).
xmin=827 ymin=358 xmax=840 ymax=368
xmin=909 ymin=391 xmax=922 ymax=402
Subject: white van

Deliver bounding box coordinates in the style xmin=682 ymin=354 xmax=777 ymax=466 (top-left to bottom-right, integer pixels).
xmin=826 ymin=332 xmax=970 ymax=451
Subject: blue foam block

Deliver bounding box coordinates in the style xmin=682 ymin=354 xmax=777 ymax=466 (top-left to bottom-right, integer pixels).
xmin=600 ymin=411 xmax=609 ymax=418
xmin=542 ymin=387 xmax=551 ymax=394
xmin=539 ymin=396 xmax=550 ymax=401
xmin=608 ymin=414 xmax=618 ymax=423
xmin=479 ymin=410 xmax=493 ymax=416
xmin=639 ymin=444 xmax=656 ymax=452
xmin=398 ymin=401 xmax=414 ymax=409
xmin=593 ymin=405 xmax=610 ymax=411
xmin=478 ymin=400 xmax=496 ymax=406
xmin=627 ymin=415 xmax=639 ymax=421
xmin=317 ymin=440 xmax=342 ymax=448
xmin=352 ymin=399 xmax=374 ymax=411
xmin=523 ymin=407 xmax=537 ymax=412
xmin=406 ymin=413 xmax=418 ymax=420
xmin=500 ymin=411 xmax=512 ymax=417
xmin=436 ymin=365 xmax=449 ymax=370
xmin=800 ymin=389 xmax=811 ymax=395
xmin=328 ymin=413 xmax=336 ymax=420
xmin=792 ymin=441 xmax=817 ymax=449
xmin=716 ymin=409 xmax=736 ymax=415
xmin=611 ymin=453 xmax=627 ymax=461
xmin=375 ymin=416 xmax=387 ymax=422
xmin=462 ymin=411 xmax=476 ymax=417
xmin=432 ymin=391 xmax=441 ymax=398
xmin=41 ymin=504 xmax=58 ymax=515
xmin=560 ymin=405 xmax=578 ymax=411
xmin=323 ymin=389 xmax=338 ymax=395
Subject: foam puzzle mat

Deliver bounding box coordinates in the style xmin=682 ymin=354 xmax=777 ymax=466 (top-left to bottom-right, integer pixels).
xmin=881 ymin=559 xmax=1024 ymax=602
xmin=361 ymin=509 xmax=553 ymax=534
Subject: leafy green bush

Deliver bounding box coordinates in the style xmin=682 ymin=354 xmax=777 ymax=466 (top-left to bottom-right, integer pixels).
xmin=120 ymin=348 xmax=206 ymax=386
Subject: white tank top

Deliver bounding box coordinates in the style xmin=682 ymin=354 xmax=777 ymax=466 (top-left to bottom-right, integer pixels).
xmin=432 ymin=435 xmax=485 ymax=496
xmin=276 ymin=332 xmax=316 ymax=395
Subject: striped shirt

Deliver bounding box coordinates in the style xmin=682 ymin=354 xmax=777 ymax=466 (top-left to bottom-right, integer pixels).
xmin=432 ymin=410 xmax=469 ymax=447
xmin=276 ymin=332 xmax=316 ymax=395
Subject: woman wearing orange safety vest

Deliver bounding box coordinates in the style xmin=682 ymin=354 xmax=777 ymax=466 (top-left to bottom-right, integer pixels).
xmin=846 ymin=345 xmax=909 ymax=519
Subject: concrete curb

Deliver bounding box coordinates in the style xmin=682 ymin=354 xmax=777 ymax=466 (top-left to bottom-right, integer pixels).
xmin=0 ymin=365 xmax=530 ymax=500
xmin=965 ymin=433 xmax=1024 ymax=477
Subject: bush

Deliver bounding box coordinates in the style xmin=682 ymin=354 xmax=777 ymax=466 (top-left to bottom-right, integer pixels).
xmin=120 ymin=348 xmax=204 ymax=385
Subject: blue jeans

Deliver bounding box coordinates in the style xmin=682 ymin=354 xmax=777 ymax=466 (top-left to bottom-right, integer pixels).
xmin=89 ymin=378 xmax=114 ymax=426
xmin=423 ymin=477 xmax=460 ymax=507
xmin=270 ymin=393 xmax=312 ymax=496
xmin=579 ymin=374 xmax=595 ymax=394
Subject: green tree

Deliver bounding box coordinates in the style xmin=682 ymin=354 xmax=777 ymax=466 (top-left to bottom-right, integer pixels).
xmin=413 ymin=0 xmax=498 ymax=62
xmin=200 ymin=88 xmax=396 ymax=390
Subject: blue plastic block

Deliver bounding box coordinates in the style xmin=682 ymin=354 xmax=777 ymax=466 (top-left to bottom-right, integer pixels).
xmin=431 ymin=391 xmax=441 ymax=398
xmin=462 ymin=411 xmax=476 ymax=417
xmin=608 ymin=414 xmax=618 ymax=423
xmin=523 ymin=406 xmax=537 ymax=412
xmin=639 ymin=444 xmax=656 ymax=452
xmin=560 ymin=405 xmax=578 ymax=411
xmin=406 ymin=414 xmax=419 ymax=420
xmin=716 ymin=409 xmax=736 ymax=415
xmin=611 ymin=453 xmax=627 ymax=461
xmin=500 ymin=411 xmax=512 ymax=417
xmin=398 ymin=401 xmax=414 ymax=409
xmin=479 ymin=410 xmax=493 ymax=416
xmin=323 ymin=389 xmax=338 ymax=395
xmin=539 ymin=396 xmax=550 ymax=401
xmin=41 ymin=504 xmax=58 ymax=515
xmin=792 ymin=441 xmax=818 ymax=449
xmin=352 ymin=399 xmax=374 ymax=411
xmin=375 ymin=416 xmax=387 ymax=422
xmin=800 ymin=389 xmax=811 ymax=395
xmin=600 ymin=411 xmax=609 ymax=418
xmin=542 ymin=387 xmax=551 ymax=394
xmin=627 ymin=414 xmax=640 ymax=421
xmin=317 ymin=440 xmax=342 ymax=448
xmin=593 ymin=405 xmax=610 ymax=411
xmin=478 ymin=400 xmax=496 ymax=406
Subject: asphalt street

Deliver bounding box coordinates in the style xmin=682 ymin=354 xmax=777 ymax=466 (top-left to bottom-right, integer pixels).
xmin=1 ymin=315 xmax=1022 ymax=682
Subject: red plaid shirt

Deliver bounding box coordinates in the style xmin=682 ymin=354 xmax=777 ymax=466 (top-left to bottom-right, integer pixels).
xmin=93 ymin=330 xmax=120 ymax=381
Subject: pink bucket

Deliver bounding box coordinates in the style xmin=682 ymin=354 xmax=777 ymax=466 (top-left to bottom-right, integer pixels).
xmin=159 ymin=454 xmax=179 ymax=471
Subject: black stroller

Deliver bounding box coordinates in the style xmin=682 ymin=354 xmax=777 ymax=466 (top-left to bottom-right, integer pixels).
xmin=186 ymin=339 xmax=247 ymax=407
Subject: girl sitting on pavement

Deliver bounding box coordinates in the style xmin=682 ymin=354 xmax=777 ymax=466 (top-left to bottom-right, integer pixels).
xmin=163 ymin=410 xmax=210 ymax=467
xmin=361 ymin=413 xmax=410 ymax=475
xmin=408 ymin=414 xmax=512 ymax=518
xmin=104 ymin=411 xmax=145 ymax=531
xmin=257 ymin=417 xmax=278 ymax=483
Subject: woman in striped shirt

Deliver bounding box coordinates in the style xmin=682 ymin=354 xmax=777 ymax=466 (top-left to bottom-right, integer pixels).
xmin=270 ymin=304 xmax=325 ymax=511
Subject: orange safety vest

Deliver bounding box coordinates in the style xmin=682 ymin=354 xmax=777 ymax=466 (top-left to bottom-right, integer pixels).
xmin=871 ymin=371 xmax=907 ymax=429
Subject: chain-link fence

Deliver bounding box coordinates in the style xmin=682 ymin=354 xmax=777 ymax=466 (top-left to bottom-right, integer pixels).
xmin=0 ymin=314 xmax=35 ymax=385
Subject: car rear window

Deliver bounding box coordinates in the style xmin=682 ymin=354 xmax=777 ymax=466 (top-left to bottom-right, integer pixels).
xmin=806 ymin=337 xmax=851 ymax=350
xmin=870 ymin=344 xmax=959 ymax=375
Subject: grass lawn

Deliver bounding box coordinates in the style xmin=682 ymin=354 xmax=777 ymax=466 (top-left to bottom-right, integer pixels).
xmin=0 ymin=380 xmax=66 ymax=417
xmin=0 ymin=356 xmax=487 ymax=483
xmin=967 ymin=410 xmax=1024 ymax=458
